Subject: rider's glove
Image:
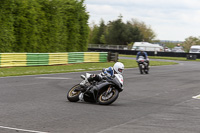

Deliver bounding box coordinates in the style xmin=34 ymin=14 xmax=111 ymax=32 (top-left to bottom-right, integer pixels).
xmin=90 ymin=74 xmax=96 ymax=78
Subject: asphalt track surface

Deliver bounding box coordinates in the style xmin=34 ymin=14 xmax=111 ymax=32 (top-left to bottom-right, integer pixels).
xmin=1 ymin=59 xmax=200 ymax=133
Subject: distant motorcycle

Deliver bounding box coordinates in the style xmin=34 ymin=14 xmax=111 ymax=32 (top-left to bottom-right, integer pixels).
xmin=137 ymin=56 xmax=149 ymax=74
xmin=67 ymin=72 xmax=124 ymax=105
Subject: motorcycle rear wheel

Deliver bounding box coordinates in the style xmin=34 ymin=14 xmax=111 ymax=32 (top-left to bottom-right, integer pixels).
xmin=67 ymin=84 xmax=81 ymax=102
xmin=98 ymin=89 xmax=119 ymax=105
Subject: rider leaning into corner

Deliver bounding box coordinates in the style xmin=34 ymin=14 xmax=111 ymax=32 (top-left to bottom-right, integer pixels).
xmin=79 ymin=62 xmax=125 ymax=92
xmin=136 ymin=48 xmax=150 ymax=69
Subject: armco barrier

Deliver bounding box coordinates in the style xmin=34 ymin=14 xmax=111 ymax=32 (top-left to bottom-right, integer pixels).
xmin=88 ymin=48 xmax=200 ymax=58
xmin=186 ymin=54 xmax=197 ymax=60
xmin=108 ymin=52 xmax=118 ymax=62
xmin=0 ymin=53 xmax=27 ymax=67
xmin=68 ymin=52 xmax=84 ymax=64
xmin=0 ymin=52 xmax=108 ymax=67
xmin=27 ymin=53 xmax=49 ymax=66
xmin=49 ymin=53 xmax=68 ymax=65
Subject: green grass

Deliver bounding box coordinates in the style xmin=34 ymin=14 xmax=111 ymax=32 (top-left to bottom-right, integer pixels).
xmin=119 ymin=59 xmax=177 ymax=68
xmin=120 ymin=54 xmax=200 ymax=61
xmin=0 ymin=58 xmax=177 ymax=77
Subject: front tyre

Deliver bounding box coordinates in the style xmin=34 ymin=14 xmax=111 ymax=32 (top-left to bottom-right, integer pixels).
xmin=145 ymin=69 xmax=149 ymax=74
xmin=144 ymin=67 xmax=149 ymax=74
xmin=98 ymin=89 xmax=119 ymax=105
xmin=144 ymin=64 xmax=149 ymax=74
xmin=67 ymin=84 xmax=81 ymax=102
xmin=139 ymin=64 xmax=143 ymax=74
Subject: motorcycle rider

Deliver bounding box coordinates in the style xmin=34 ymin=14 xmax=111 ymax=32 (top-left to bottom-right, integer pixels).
xmin=79 ymin=62 xmax=124 ymax=92
xmin=136 ymin=48 xmax=149 ymax=69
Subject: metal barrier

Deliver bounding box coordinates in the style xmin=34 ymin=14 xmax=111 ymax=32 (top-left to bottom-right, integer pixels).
xmin=186 ymin=54 xmax=197 ymax=60
xmin=108 ymin=52 xmax=118 ymax=62
xmin=0 ymin=52 xmax=108 ymax=67
xmin=88 ymin=48 xmax=200 ymax=59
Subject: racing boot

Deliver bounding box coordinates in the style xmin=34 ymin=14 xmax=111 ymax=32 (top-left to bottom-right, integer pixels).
xmin=79 ymin=93 xmax=84 ymax=101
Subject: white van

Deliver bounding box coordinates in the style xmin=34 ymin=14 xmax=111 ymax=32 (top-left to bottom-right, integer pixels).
xmin=131 ymin=42 xmax=163 ymax=51
xmin=189 ymin=45 xmax=200 ymax=53
xmin=171 ymin=46 xmax=185 ymax=53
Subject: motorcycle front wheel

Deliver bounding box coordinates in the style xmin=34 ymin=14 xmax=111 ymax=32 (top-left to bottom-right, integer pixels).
xmin=98 ymin=89 xmax=119 ymax=105
xmin=145 ymin=68 xmax=149 ymax=74
xmin=144 ymin=65 xmax=149 ymax=74
xmin=139 ymin=64 xmax=143 ymax=74
xmin=67 ymin=84 xmax=81 ymax=102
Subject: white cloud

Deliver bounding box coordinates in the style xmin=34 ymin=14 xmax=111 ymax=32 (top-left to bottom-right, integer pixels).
xmin=84 ymin=0 xmax=200 ymax=41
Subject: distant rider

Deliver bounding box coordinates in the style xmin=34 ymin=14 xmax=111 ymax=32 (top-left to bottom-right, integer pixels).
xmin=136 ymin=48 xmax=150 ymax=68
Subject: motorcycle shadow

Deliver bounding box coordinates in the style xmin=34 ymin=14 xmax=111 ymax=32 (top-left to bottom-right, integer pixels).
xmin=66 ymin=100 xmax=121 ymax=106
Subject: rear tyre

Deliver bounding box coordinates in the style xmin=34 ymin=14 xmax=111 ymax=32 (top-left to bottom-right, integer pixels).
xmin=98 ymin=89 xmax=119 ymax=105
xmin=67 ymin=84 xmax=81 ymax=102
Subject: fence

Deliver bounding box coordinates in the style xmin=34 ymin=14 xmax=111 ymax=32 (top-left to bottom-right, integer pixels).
xmin=0 ymin=52 xmax=108 ymax=67
xmin=88 ymin=44 xmax=128 ymax=50
xmin=88 ymin=48 xmax=200 ymax=59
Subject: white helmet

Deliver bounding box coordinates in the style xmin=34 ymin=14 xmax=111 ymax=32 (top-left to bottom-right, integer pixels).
xmin=113 ymin=62 xmax=124 ymax=75
xmin=139 ymin=47 xmax=145 ymax=51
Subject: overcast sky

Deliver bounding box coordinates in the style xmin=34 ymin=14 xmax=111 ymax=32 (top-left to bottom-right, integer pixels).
xmin=84 ymin=0 xmax=200 ymax=41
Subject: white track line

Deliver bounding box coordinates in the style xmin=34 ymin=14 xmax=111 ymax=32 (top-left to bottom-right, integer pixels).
xmin=36 ymin=77 xmax=71 ymax=80
xmin=192 ymin=94 xmax=200 ymax=99
xmin=0 ymin=125 xmax=48 ymax=133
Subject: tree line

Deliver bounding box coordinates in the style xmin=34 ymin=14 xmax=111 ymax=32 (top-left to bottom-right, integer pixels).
xmin=88 ymin=16 xmax=200 ymax=53
xmin=183 ymin=36 xmax=200 ymax=52
xmin=0 ymin=0 xmax=89 ymax=53
xmin=3 ymin=0 xmax=196 ymax=53
xmin=88 ymin=15 xmax=156 ymax=47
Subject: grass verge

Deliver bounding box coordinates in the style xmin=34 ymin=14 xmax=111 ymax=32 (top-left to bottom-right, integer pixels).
xmin=0 ymin=59 xmax=177 ymax=77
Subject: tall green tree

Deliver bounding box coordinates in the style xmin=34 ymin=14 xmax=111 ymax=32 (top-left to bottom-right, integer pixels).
xmin=183 ymin=36 xmax=200 ymax=52
xmin=89 ymin=19 xmax=106 ymax=44
xmin=0 ymin=0 xmax=15 ymax=52
xmin=106 ymin=15 xmax=143 ymax=45
xmin=88 ymin=16 xmax=153 ymax=45
xmin=0 ymin=0 xmax=89 ymax=53
xmin=124 ymin=22 xmax=143 ymax=43
xmin=97 ymin=19 xmax=106 ymax=44
xmin=106 ymin=16 xmax=126 ymax=45
xmin=129 ymin=19 xmax=156 ymax=42
xmin=89 ymin=23 xmax=100 ymax=44
xmin=13 ymin=0 xmax=40 ymax=52
xmin=24 ymin=0 xmax=40 ymax=52
xmin=76 ymin=0 xmax=89 ymax=51
xmin=13 ymin=0 xmax=27 ymax=52
xmin=58 ymin=0 xmax=89 ymax=52
xmin=38 ymin=0 xmax=65 ymax=52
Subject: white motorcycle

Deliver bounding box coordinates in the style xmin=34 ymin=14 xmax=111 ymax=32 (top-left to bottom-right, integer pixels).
xmin=137 ymin=56 xmax=149 ymax=74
